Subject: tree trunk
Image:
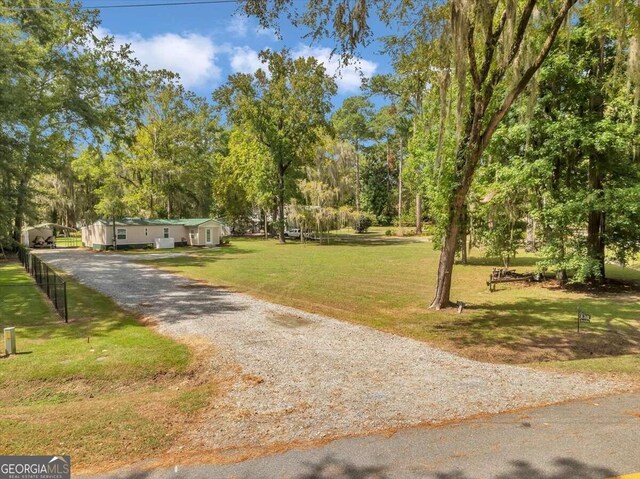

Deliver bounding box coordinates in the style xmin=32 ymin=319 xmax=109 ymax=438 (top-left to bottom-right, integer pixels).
xmin=430 ymin=143 xmax=481 ymax=309
xmin=12 ymin=176 xmax=28 ymax=243
xmin=587 ymin=157 xmax=605 ymax=281
xmin=264 ymin=209 xmax=268 ymax=240
xmin=525 ymin=215 xmax=536 ymax=252
xmin=587 ymin=41 xmax=606 ymax=282
xmin=271 ymin=206 xmax=278 ymax=237
xmin=415 ymin=194 xmax=423 ymax=234
xmin=556 ymin=268 xmax=568 ymax=284
xmin=355 ymin=150 xmax=360 ymax=212
xmin=459 ymin=204 xmax=468 ymax=265
xmin=111 ymin=213 xmax=117 ymax=250
xmin=277 ymin=170 xmax=286 ymax=244
xmin=431 ymin=212 xmax=462 ymax=309
xmin=429 ymin=0 xmax=576 ymax=309
xmin=398 ymin=143 xmax=403 ymax=233
xmin=460 ymin=231 xmax=468 ymax=265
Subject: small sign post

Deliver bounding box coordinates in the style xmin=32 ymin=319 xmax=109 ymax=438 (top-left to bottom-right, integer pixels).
xmin=577 ymin=311 xmax=591 ymax=333
xmin=4 ymin=327 xmax=16 ymax=355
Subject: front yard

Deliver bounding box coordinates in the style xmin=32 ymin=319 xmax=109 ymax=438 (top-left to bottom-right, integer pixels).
xmin=140 ymin=233 xmax=640 ymax=372
xmin=0 ymin=261 xmax=220 ymax=473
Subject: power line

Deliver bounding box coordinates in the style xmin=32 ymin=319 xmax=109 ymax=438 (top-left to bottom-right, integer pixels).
xmin=1 ymin=0 xmax=239 ymax=11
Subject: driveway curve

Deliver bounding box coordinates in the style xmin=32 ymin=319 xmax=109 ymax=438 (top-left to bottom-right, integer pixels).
xmin=39 ymin=249 xmax=628 ymax=453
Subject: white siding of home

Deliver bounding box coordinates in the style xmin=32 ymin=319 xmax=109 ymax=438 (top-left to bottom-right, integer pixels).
xmin=196 ymin=220 xmax=221 ymax=245
xmin=110 ymin=225 xmax=188 ymax=245
xmin=82 ymin=224 xmax=108 ymax=247
xmin=82 ymin=220 xmax=223 ymax=248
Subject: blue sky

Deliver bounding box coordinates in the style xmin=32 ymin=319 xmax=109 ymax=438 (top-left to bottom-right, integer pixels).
xmin=84 ymin=0 xmax=393 ymax=105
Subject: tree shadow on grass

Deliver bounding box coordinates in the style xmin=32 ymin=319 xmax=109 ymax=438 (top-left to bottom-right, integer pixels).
xmin=438 ymin=296 xmax=640 ymax=361
xmin=141 ymin=245 xmax=260 ymax=270
xmin=324 ymin=237 xmax=430 ymax=247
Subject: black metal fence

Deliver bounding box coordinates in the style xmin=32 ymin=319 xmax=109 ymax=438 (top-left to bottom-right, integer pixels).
xmin=17 ymin=246 xmax=68 ymax=322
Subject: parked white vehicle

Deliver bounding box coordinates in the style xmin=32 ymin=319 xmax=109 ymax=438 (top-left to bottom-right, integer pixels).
xmin=284 ymin=228 xmax=302 ymax=239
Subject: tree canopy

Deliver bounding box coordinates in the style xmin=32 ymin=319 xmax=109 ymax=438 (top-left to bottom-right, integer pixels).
xmin=2 ymin=0 xmax=638 ymax=302
xmin=214 ymin=49 xmax=337 ymax=242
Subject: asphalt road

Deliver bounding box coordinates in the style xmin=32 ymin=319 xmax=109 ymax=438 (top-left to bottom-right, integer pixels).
xmin=80 ymin=391 xmax=640 ymax=479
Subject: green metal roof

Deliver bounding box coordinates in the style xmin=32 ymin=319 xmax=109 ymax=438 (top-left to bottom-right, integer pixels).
xmin=180 ymin=218 xmax=219 ymax=226
xmin=97 ymin=218 xmax=220 ymax=227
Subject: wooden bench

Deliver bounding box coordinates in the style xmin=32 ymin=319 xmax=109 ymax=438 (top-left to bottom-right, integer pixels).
xmin=487 ymin=268 xmax=534 ymax=292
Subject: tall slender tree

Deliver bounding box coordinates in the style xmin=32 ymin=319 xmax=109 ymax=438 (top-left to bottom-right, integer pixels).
xmin=332 ymin=96 xmax=374 ymax=211
xmin=214 ymin=50 xmax=336 ymax=243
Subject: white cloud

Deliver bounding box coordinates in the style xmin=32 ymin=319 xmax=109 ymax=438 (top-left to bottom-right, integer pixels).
xmin=230 ymin=46 xmax=265 ymax=74
xmin=96 ymin=27 xmax=221 ymax=89
xmin=293 ymin=45 xmax=377 ymax=92
xmin=226 ymin=14 xmax=248 ymax=37
xmin=225 ymin=14 xmax=279 ymax=41
xmin=226 ymin=45 xmax=377 ymax=92
xmin=256 ymin=26 xmax=279 ymax=40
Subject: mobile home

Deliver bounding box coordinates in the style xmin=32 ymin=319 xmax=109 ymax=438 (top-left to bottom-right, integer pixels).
xmin=81 ymin=218 xmax=228 ymax=250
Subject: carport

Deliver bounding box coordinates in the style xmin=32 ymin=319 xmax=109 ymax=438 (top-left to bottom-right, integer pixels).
xmin=21 ymin=223 xmax=79 ymax=248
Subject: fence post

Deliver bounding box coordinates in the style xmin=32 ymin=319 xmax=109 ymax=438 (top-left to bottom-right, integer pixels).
xmin=63 ymin=281 xmax=68 ymax=323
xmin=53 ymin=275 xmax=58 ymax=309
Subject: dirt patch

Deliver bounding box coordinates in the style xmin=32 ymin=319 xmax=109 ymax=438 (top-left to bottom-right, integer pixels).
xmin=267 ymin=311 xmax=315 ymax=328
xmin=242 ymin=373 xmax=265 ymax=385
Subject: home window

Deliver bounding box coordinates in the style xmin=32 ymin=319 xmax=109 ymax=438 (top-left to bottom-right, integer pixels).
xmin=116 ymin=228 xmax=127 ymax=240
xmin=163 ymin=227 xmax=169 ymax=239
xmin=144 ymin=227 xmax=148 ymax=237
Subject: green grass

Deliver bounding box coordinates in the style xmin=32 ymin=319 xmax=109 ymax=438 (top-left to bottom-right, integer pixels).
xmin=55 ymin=236 xmax=82 ymax=248
xmin=0 ymin=262 xmax=190 ymax=383
xmin=172 ymin=383 xmax=216 ymax=415
xmin=534 ymin=354 xmax=640 ymax=378
xmin=141 ymin=234 xmax=640 ymax=368
xmin=0 ymin=260 xmax=217 ymax=472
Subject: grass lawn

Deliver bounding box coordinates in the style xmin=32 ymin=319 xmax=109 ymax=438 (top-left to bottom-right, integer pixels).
xmin=0 ymin=261 xmax=220 ymax=473
xmin=54 ymin=236 xmax=82 ymax=248
xmin=140 ymin=233 xmax=640 ymax=374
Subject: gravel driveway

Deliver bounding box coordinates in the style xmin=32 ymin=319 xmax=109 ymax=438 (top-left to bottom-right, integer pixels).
xmin=39 ymin=249 xmax=629 ymax=453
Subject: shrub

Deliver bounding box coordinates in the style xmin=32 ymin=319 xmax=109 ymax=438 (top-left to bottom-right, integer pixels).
xmin=353 ymin=214 xmax=373 ymax=233
xmin=421 ymin=223 xmax=438 ymax=236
